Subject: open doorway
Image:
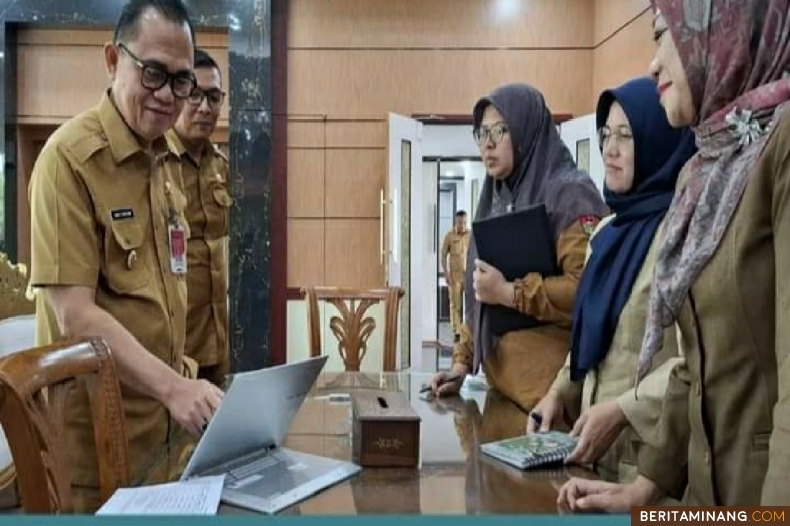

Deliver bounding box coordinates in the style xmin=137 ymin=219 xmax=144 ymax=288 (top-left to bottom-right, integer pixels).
xmin=422 ymin=157 xmax=485 ymax=370
xmin=416 ymin=124 xmax=482 ymax=372
xmin=388 ymin=113 xmax=600 ymax=373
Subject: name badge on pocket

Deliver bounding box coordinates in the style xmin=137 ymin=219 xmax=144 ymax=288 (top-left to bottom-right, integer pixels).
xmin=168 ymin=223 xmax=187 ymax=275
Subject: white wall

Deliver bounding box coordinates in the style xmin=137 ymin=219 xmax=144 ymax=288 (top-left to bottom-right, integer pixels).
xmin=559 ymin=114 xmax=605 ymax=195
xmin=421 ymin=161 xmax=438 ymax=343
xmin=421 ymin=124 xmax=483 ymax=351
xmin=422 ymin=125 xmax=478 ymax=158
xmin=462 ymin=162 xmax=486 ymax=219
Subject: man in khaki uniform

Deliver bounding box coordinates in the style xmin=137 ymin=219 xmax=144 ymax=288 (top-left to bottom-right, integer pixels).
xmin=28 ymin=0 xmax=222 ymax=511
xmin=441 ymin=210 xmax=470 ymax=340
xmin=167 ymin=49 xmax=231 ymax=387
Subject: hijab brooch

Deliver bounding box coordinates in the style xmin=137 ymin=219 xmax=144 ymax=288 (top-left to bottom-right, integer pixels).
xmin=725 ymin=107 xmax=765 ymax=147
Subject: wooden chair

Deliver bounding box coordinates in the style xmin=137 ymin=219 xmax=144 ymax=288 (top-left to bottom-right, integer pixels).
xmin=0 ymin=252 xmax=36 ymax=509
xmin=301 ymin=287 xmax=405 ymax=372
xmin=0 ymin=338 xmax=130 ymax=513
xmin=0 ymin=253 xmax=35 ymax=321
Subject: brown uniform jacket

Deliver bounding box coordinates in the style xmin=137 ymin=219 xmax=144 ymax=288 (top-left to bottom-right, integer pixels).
xmin=29 ymin=93 xmax=191 ymax=499
xmin=165 ymin=131 xmax=231 ymax=373
xmin=551 ymin=217 xmax=680 ymax=483
xmin=453 ymin=220 xmax=592 ymax=411
xmin=638 ymin=111 xmax=790 ymax=505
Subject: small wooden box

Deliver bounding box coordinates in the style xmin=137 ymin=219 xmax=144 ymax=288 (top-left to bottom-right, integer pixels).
xmin=351 ymin=390 xmax=421 ymax=467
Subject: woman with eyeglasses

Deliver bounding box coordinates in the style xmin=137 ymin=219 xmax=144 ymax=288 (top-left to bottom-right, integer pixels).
xmin=558 ymin=0 xmax=790 ymax=510
xmin=429 ymin=83 xmax=607 ymax=412
xmin=528 ymin=77 xmax=696 ymax=488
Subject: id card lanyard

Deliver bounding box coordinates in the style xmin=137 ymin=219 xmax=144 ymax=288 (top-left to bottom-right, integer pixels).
xmin=164 ymin=177 xmax=187 ymax=275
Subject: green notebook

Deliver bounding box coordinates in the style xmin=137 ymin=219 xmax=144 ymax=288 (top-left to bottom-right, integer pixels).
xmin=480 ymin=431 xmax=579 ymax=469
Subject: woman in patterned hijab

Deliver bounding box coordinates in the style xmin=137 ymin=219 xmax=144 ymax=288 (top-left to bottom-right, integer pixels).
xmin=559 ymin=0 xmax=790 ymax=510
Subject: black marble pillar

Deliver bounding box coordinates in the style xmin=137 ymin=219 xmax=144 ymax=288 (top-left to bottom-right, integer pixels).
xmin=0 ymin=0 xmax=275 ymax=370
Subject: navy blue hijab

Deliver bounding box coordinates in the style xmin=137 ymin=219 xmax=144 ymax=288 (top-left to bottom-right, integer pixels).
xmin=569 ymin=77 xmax=696 ymax=382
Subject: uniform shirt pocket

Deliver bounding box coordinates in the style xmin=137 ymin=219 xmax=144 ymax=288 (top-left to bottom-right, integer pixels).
xmin=104 ymin=219 xmax=151 ymax=293
xmin=206 ymin=186 xmax=233 ymax=238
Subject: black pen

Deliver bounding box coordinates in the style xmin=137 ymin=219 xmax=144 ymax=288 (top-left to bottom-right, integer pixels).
xmin=529 ymin=410 xmax=543 ymax=427
xmin=420 ymin=374 xmax=462 ymax=393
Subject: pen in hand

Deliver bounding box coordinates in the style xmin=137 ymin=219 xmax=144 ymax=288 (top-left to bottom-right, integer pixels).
xmin=529 ymin=410 xmax=543 ymax=428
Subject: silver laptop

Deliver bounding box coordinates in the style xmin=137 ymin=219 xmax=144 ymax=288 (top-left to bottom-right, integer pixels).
xmin=180 ymin=356 xmax=361 ymax=514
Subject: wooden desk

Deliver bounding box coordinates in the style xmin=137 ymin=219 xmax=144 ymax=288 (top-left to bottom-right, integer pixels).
xmin=139 ymin=372 xmax=594 ymax=514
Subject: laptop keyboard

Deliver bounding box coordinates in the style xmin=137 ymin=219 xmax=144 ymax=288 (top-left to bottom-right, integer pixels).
xmin=228 ymin=454 xmax=279 ymax=481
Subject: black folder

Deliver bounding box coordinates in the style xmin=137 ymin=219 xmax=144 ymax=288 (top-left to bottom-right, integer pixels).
xmin=471 ymin=203 xmax=559 ymax=336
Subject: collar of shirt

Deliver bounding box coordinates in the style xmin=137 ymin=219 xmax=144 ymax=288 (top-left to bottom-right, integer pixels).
xmin=165 ymin=128 xmax=216 ymax=169
xmin=98 ymin=90 xmax=178 ymax=164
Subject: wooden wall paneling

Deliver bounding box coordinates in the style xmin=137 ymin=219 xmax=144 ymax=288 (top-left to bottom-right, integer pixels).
xmin=16 ymin=29 xmax=230 ymax=122
xmin=289 ymin=0 xmax=594 ymax=49
xmin=594 ymin=0 xmax=652 ymax=45
xmin=287 ymin=219 xmax=325 ymax=287
xmin=15 ymin=125 xmax=57 ymax=267
xmin=324 ymin=149 xmax=386 ymax=218
xmin=592 ymin=13 xmax=654 ymax=105
xmin=324 ymin=219 xmax=381 ymax=287
xmin=287 ymin=149 xmax=325 ymax=217
xmin=287 ymin=120 xmax=387 ymax=149
xmin=325 ymin=121 xmax=386 ymax=149
xmin=210 ymin=126 xmax=229 ymax=145
xmin=17 ymin=27 xmax=228 ymax=47
xmin=17 ymin=44 xmax=109 ymax=120
xmin=16 ymin=28 xmax=113 ymax=45
xmin=288 ymin=49 xmax=593 ymax=118
xmin=288 ymin=119 xmax=326 ymax=149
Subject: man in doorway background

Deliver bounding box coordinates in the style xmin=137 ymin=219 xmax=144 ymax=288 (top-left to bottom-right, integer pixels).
xmin=441 ymin=210 xmax=470 ymax=341
xmin=167 ymin=48 xmax=232 ymax=387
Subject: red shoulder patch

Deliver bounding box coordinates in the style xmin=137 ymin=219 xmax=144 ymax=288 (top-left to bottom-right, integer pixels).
xmin=579 ymin=215 xmax=600 ymax=235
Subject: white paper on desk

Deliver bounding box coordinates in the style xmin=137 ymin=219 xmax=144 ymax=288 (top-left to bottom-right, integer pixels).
xmin=96 ymin=475 xmax=225 ymax=515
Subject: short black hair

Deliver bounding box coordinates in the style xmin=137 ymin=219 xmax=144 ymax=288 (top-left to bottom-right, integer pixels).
xmin=114 ymin=0 xmax=195 ymax=47
xmin=194 ymin=48 xmax=222 ymax=82
xmin=455 ymin=210 xmax=467 ymax=217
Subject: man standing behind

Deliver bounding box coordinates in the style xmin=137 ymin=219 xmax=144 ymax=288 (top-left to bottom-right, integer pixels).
xmin=441 ymin=210 xmax=470 ymax=341
xmin=167 ymin=49 xmax=231 ymax=387
xmin=29 ymin=0 xmax=223 ymax=511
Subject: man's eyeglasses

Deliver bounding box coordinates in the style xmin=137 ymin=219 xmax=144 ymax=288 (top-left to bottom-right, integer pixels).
xmin=473 ymin=123 xmax=509 ymax=146
xmin=598 ymin=125 xmax=634 ymax=146
xmin=117 ymin=42 xmax=195 ymax=99
xmin=188 ymin=88 xmax=226 ymax=109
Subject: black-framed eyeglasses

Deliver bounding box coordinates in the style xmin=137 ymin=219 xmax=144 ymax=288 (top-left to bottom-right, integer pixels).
xmin=598 ymin=125 xmax=633 ymax=146
xmin=117 ymin=42 xmax=196 ymax=99
xmin=473 ymin=123 xmax=509 ymax=146
xmin=188 ymin=87 xmax=226 ymax=109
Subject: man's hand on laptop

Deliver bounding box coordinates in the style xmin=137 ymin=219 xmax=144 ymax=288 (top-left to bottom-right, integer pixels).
xmin=165 ymin=377 xmax=224 ymax=438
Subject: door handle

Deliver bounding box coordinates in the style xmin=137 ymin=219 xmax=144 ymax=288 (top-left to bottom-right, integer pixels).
xmin=431 ymin=203 xmax=437 ymax=254
xmin=379 ymin=188 xmax=386 ymax=266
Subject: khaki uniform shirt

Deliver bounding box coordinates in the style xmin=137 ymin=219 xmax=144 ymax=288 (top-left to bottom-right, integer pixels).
xmin=551 ymin=217 xmax=680 ymax=484
xmin=29 ymin=92 xmax=190 ymax=494
xmin=441 ymin=229 xmax=470 ymax=281
xmin=165 ymin=131 xmax=231 ymax=370
xmin=453 ymin=221 xmax=593 ymax=410
xmin=638 ymin=110 xmax=790 ymax=505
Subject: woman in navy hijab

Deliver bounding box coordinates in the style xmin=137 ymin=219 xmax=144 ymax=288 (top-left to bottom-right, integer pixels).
xmin=527 ymin=77 xmax=696 ymax=484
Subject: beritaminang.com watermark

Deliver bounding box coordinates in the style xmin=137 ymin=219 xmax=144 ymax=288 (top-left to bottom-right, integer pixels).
xmin=633 ymin=507 xmax=788 ymax=524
